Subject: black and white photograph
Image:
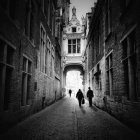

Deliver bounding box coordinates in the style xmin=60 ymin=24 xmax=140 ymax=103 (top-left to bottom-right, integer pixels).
xmin=0 ymin=0 xmax=140 ymax=139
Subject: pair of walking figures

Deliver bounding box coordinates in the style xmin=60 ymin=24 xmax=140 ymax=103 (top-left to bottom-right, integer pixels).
xmin=76 ymin=87 xmax=94 ymax=107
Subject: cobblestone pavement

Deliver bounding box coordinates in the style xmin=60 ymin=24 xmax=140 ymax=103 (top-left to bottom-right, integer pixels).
xmin=0 ymin=95 xmax=139 ymax=140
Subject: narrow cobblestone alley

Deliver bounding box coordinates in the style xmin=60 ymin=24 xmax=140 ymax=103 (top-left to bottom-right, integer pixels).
xmin=0 ymin=95 xmax=138 ymax=140
xmin=1 ymin=0 xmax=140 ymax=139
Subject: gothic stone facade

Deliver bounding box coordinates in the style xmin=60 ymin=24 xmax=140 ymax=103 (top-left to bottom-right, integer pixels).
xmin=62 ymin=7 xmax=86 ymax=92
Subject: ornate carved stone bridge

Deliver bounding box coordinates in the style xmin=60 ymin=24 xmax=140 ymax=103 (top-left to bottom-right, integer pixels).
xmin=61 ymin=6 xmax=86 ymax=94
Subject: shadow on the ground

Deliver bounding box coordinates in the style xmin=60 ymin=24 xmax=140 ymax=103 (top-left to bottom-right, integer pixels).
xmin=90 ymin=106 xmax=98 ymax=112
xmin=80 ymin=106 xmax=86 ymax=114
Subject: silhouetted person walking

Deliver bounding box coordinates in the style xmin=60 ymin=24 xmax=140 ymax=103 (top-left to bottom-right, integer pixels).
xmin=76 ymin=89 xmax=84 ymax=107
xmin=87 ymin=87 xmax=94 ymax=107
xmin=69 ymin=89 xmax=72 ymax=97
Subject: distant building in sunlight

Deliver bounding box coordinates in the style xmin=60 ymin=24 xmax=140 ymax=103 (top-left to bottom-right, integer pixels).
xmin=62 ymin=6 xmax=86 ymax=93
xmin=62 ymin=6 xmax=86 ymax=58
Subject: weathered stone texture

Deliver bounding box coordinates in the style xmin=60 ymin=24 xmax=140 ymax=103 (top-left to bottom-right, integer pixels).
xmin=85 ymin=0 xmax=140 ymax=132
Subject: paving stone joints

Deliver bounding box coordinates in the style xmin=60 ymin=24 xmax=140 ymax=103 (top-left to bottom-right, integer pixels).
xmin=0 ymin=96 xmax=139 ymax=140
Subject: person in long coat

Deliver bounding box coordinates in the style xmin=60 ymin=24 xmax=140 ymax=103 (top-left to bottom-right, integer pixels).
xmin=69 ymin=89 xmax=72 ymax=97
xmin=76 ymin=89 xmax=84 ymax=107
xmin=87 ymin=87 xmax=94 ymax=106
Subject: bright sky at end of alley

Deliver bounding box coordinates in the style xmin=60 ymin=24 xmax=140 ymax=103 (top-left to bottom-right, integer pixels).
xmin=70 ymin=0 xmax=97 ymax=22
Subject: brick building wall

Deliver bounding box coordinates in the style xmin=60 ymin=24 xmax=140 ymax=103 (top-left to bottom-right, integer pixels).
xmin=85 ymin=0 xmax=105 ymax=104
xmin=34 ymin=0 xmax=56 ymax=110
xmin=85 ymin=0 xmax=140 ymax=132
xmin=0 ymin=0 xmax=37 ymax=133
xmin=0 ymin=0 xmax=65 ymax=133
xmin=104 ymin=0 xmax=140 ymax=132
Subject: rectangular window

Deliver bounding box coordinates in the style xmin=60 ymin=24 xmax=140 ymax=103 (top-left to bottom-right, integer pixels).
xmin=0 ymin=39 xmax=15 ymax=110
xmin=48 ymin=50 xmax=51 ymax=77
xmin=45 ymin=37 xmax=50 ymax=75
xmin=68 ymin=39 xmax=81 ymax=54
xmin=106 ymin=53 xmax=113 ymax=96
xmin=122 ymin=29 xmax=137 ymax=100
xmin=50 ymin=55 xmax=54 ymax=77
xmin=94 ymin=64 xmax=101 ymax=90
xmin=45 ymin=46 xmax=48 ymax=74
xmin=4 ymin=67 xmax=13 ymax=110
xmin=72 ymin=27 xmax=76 ymax=33
xmin=73 ymin=45 xmax=76 ymax=53
xmin=73 ymin=39 xmax=76 ymax=53
xmin=73 ymin=39 xmax=76 ymax=44
xmin=25 ymin=0 xmax=33 ymax=40
xmin=40 ymin=24 xmax=46 ymax=73
xmin=68 ymin=40 xmax=71 ymax=44
xmin=68 ymin=45 xmax=71 ymax=53
xmin=21 ymin=56 xmax=32 ymax=106
xmin=68 ymin=40 xmax=72 ymax=54
xmin=77 ymin=39 xmax=80 ymax=53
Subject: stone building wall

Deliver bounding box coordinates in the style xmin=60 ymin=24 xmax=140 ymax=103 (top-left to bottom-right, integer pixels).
xmin=0 ymin=0 xmax=36 ymax=133
xmin=0 ymin=0 xmax=65 ymax=133
xmin=85 ymin=0 xmax=140 ymax=132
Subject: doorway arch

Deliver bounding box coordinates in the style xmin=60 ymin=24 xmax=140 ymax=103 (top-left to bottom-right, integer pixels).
xmin=62 ymin=63 xmax=85 ymax=96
